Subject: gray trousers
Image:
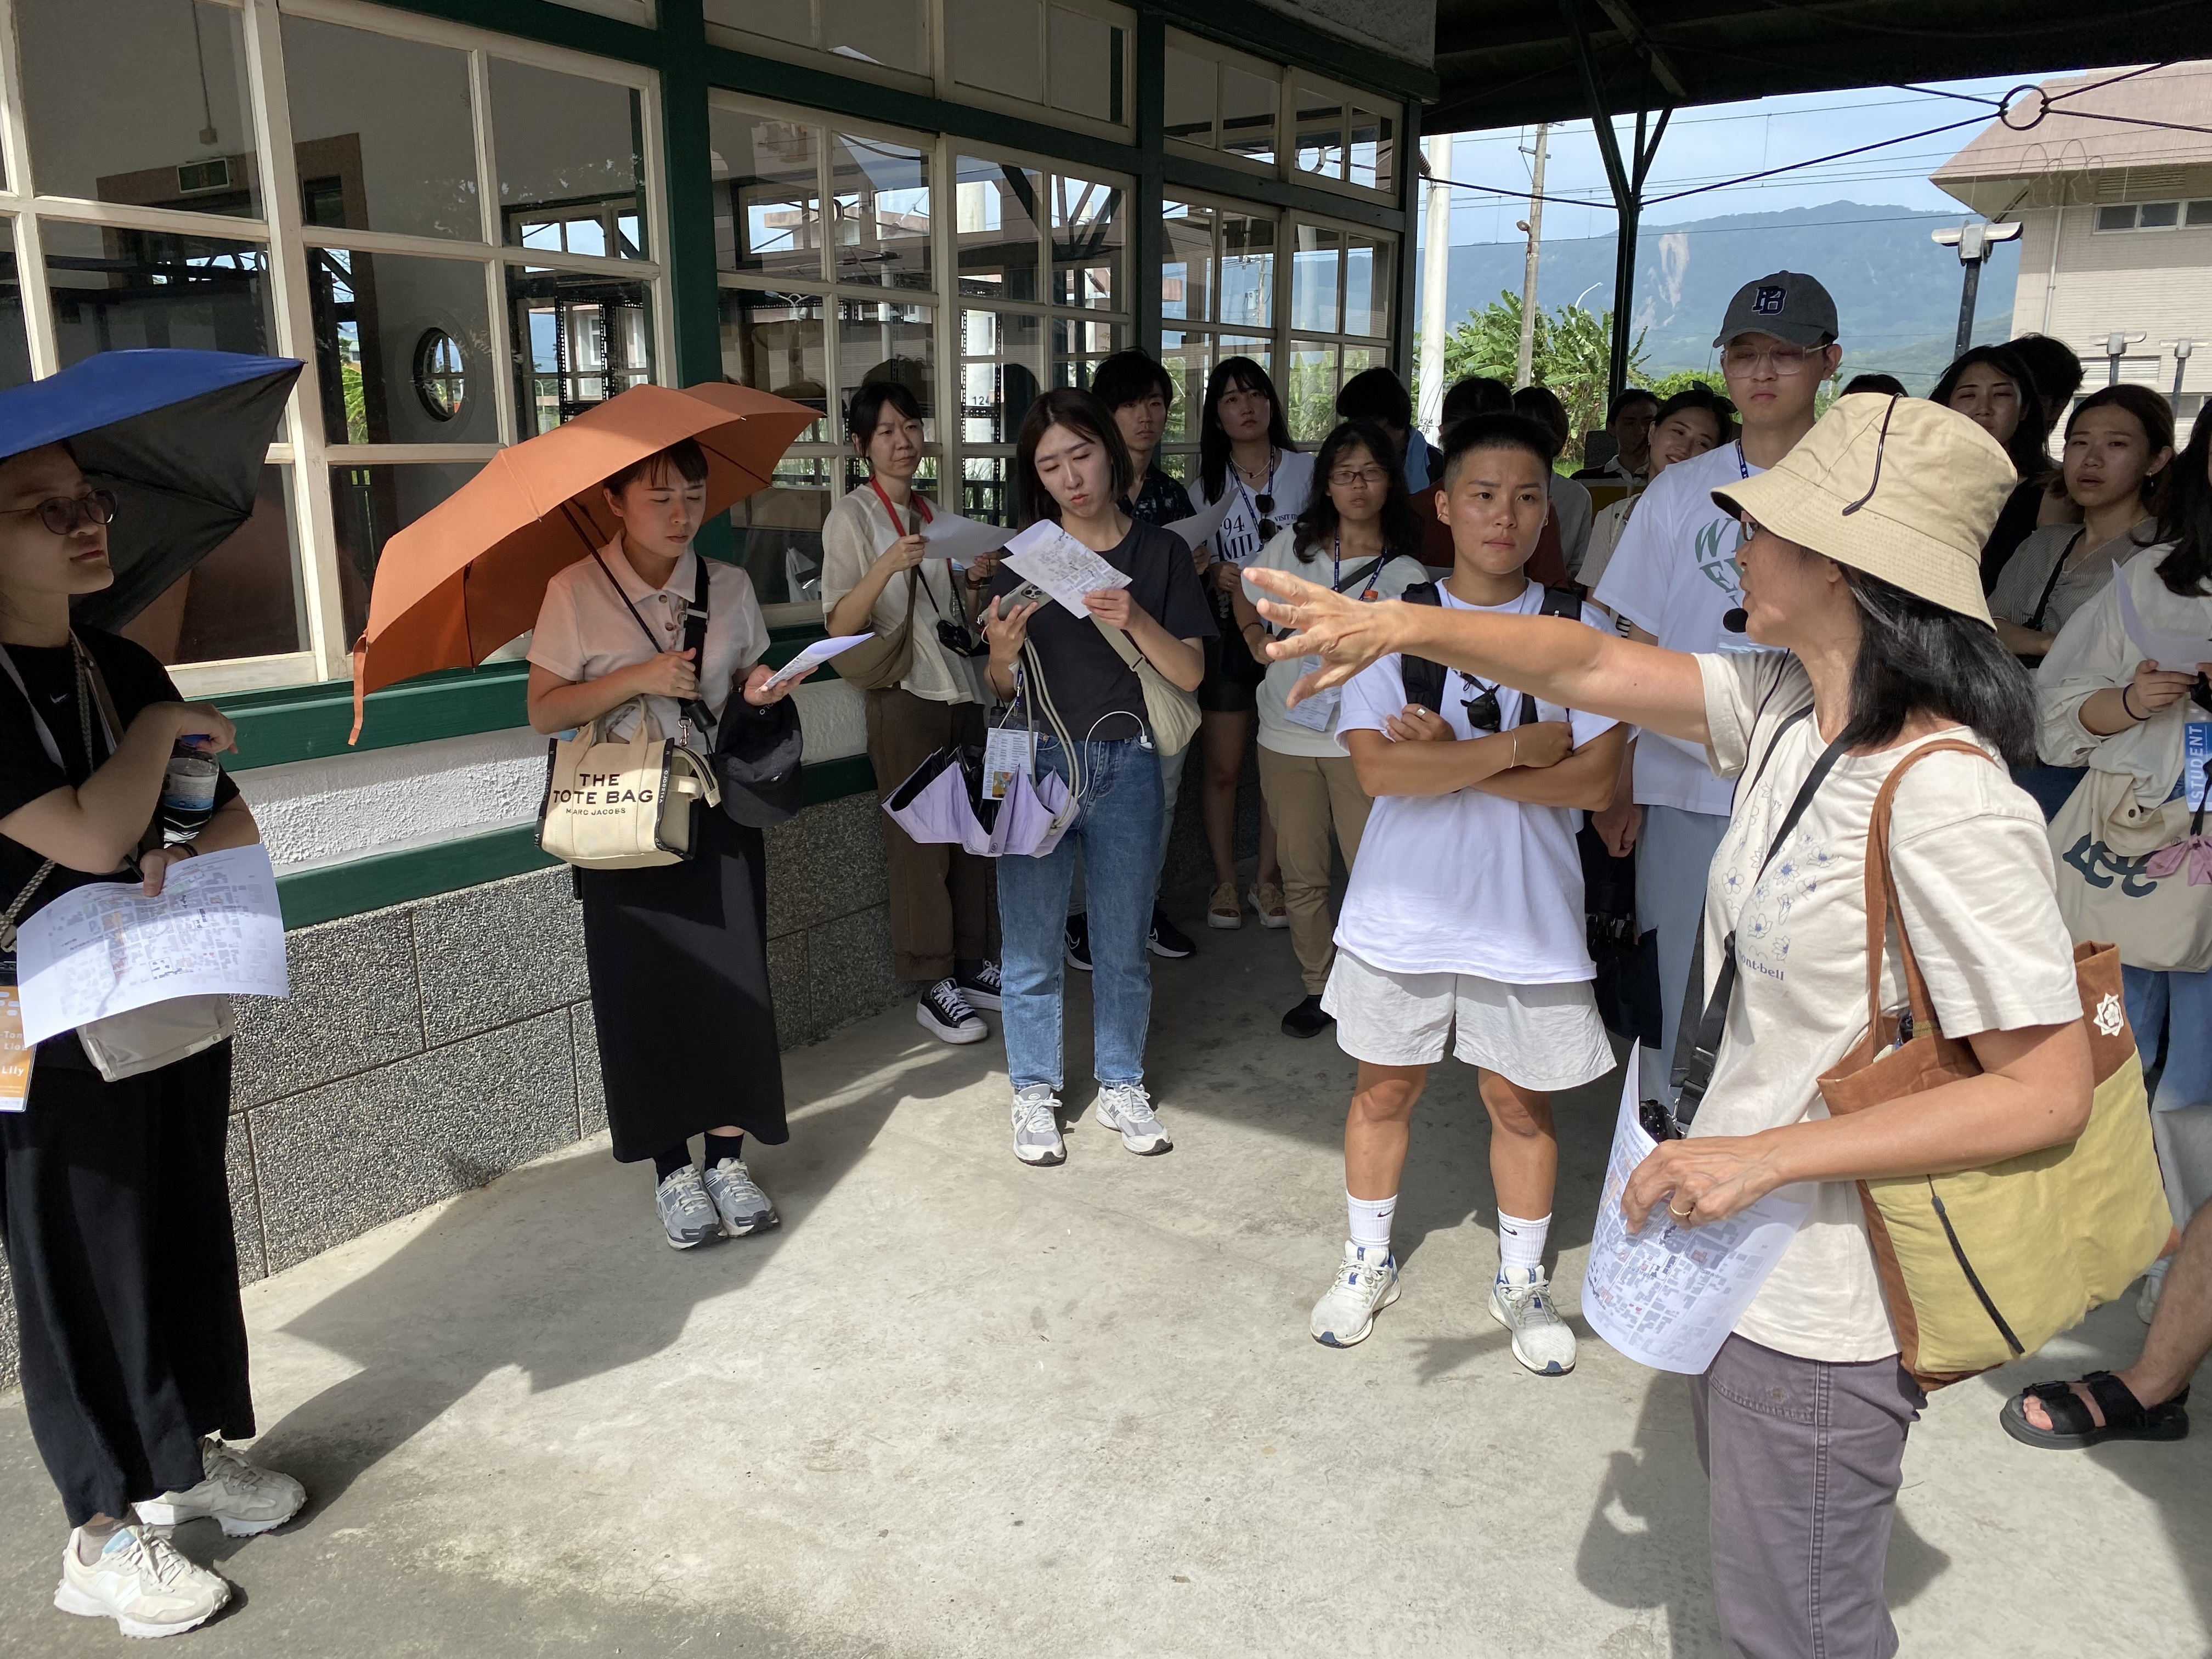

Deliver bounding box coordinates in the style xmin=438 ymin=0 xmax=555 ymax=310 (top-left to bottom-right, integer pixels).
xmin=1636 ymin=803 xmax=1731 ymax=1100
xmin=1691 ymin=1335 xmax=1926 ymax=1659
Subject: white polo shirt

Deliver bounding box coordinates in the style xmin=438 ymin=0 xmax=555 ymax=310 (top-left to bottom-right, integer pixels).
xmin=529 ymin=539 xmax=769 ymax=741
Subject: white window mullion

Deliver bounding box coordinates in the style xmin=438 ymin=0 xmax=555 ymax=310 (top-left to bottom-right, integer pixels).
xmin=935 ymin=129 xmax=961 ymax=495
xmin=469 ymin=49 xmax=519 ymax=448
xmin=241 ymin=0 xmax=349 ymax=684
xmin=636 ymin=72 xmax=674 ymax=387
xmin=0 ymin=0 xmax=59 ymax=379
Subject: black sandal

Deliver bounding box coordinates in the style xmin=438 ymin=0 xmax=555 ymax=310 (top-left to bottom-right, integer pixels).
xmin=1999 ymin=1370 xmax=2191 ymax=1450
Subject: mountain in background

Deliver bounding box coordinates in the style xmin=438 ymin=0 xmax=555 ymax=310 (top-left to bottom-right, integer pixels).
xmin=1418 ymin=201 xmax=2023 ymax=393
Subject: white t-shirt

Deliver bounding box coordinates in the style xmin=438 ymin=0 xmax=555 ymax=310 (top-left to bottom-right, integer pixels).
xmin=1242 ymin=527 xmax=1430 ymax=757
xmin=1188 ymin=449 xmax=1318 ymax=569
xmin=818 ymin=487 xmax=987 ymax=706
xmin=529 ymin=541 xmax=769 ymax=741
xmin=1691 ymin=651 xmax=2083 ymax=1362
xmin=1333 ymin=583 xmax=1620 ymax=984
xmin=1593 ymin=443 xmax=1767 ymax=817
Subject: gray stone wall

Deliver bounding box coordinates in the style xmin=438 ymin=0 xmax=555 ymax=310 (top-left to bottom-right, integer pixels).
xmin=0 ymin=791 xmax=903 ymax=1395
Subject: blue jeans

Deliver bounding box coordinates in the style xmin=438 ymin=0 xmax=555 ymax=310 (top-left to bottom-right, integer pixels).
xmin=998 ymin=736 xmax=1161 ymax=1091
xmin=2124 ymin=963 xmax=2212 ymax=1110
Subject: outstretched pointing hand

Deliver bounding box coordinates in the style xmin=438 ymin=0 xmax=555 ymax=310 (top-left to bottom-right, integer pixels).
xmin=1243 ymin=565 xmax=1415 ymax=706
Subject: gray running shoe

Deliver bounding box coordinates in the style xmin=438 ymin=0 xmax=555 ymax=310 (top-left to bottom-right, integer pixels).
xmin=702 ymin=1158 xmax=780 ymax=1237
xmin=655 ymin=1165 xmax=721 ymax=1250
xmin=1011 ymin=1085 xmax=1065 ymax=1166
xmin=1094 ymin=1082 xmax=1171 ymax=1155
xmin=136 ymin=1438 xmax=306 ymax=1537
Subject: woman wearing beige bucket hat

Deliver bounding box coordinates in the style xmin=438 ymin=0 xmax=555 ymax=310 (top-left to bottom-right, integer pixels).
xmin=1247 ymin=393 xmax=2096 ymax=1659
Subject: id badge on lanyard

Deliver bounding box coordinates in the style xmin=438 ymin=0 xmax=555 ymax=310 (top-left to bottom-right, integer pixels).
xmin=2186 ymin=720 xmax=2211 ymax=812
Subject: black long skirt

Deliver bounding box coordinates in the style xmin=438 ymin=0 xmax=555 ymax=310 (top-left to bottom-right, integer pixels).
xmin=0 ymin=1040 xmax=253 ymax=1527
xmin=579 ymin=809 xmax=788 ymax=1161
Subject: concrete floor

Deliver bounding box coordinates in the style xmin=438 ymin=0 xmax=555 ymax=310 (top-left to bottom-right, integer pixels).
xmin=2 ymin=919 xmax=2207 ymax=1658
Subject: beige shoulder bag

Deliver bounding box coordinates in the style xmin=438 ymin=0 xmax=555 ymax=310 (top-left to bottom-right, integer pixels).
xmin=1089 ymin=617 xmax=1200 ymax=756
xmin=538 ymin=698 xmax=720 ymax=870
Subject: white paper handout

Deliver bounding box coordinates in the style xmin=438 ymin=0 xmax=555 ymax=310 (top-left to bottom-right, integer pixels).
xmin=762 ymin=631 xmax=873 ymax=690
xmin=1282 ymin=659 xmax=1341 ymax=732
xmin=1160 ymin=490 xmax=1234 ymax=555
xmin=2114 ymin=561 xmax=2212 ymax=670
xmin=1000 ymin=520 xmax=1133 ymax=616
xmin=918 ymin=510 xmax=1012 ymax=564
xmin=1580 ymin=1052 xmax=1813 ymax=1374
xmin=18 ymin=844 xmax=289 ymax=1045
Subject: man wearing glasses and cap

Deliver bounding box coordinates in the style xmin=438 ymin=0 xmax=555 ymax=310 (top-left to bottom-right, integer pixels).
xmin=1590 ymin=271 xmax=1843 ymax=1113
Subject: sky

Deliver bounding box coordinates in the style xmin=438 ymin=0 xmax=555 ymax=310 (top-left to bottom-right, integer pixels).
xmin=1435 ymin=73 xmax=2081 ymax=246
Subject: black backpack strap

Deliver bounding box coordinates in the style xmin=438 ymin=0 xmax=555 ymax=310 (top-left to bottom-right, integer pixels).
xmin=680 ymin=554 xmax=714 ymax=734
xmin=1397 ymin=582 xmax=1448 ymax=713
xmin=1515 ymin=585 xmax=1585 ymax=725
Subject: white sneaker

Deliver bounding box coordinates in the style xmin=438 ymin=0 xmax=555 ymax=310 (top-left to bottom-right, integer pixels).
xmin=1011 ymin=1085 xmax=1065 ymax=1166
xmin=1093 ymin=1082 xmax=1171 ymax=1155
xmin=917 ymin=978 xmax=988 ymax=1045
xmin=1489 ymin=1267 xmax=1577 ymax=1375
xmin=1310 ymin=1242 xmax=1400 ymax=1347
xmin=136 ymin=1438 xmax=305 ymax=1537
xmin=55 ymin=1522 xmax=230 ymax=1639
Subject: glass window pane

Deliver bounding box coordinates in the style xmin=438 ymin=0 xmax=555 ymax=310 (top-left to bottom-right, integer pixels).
xmin=1050 ymin=8 xmax=1121 ymax=123
xmin=492 ymin=61 xmax=647 ymax=260
xmin=1287 ymin=340 xmax=1339 ymax=443
xmin=829 ymin=133 xmax=932 ymax=292
xmin=2188 ymin=200 xmax=2212 ymax=227
xmin=1159 ymin=329 xmax=1212 ymax=450
xmin=1051 ymin=317 xmax=1120 ymax=390
xmin=719 ymin=288 xmax=830 ymax=443
xmin=1294 ymin=86 xmax=1345 ymax=179
xmin=1164 ymin=48 xmax=1215 ymax=147
xmin=2095 ymin=205 xmax=2135 ymax=232
xmin=1161 ymin=201 xmax=1214 ymax=323
xmin=330 ymin=462 xmax=484 ymax=644
xmin=1052 ymin=174 xmax=1123 ymax=309
xmin=713 ymin=115 xmax=826 ymax=281
xmin=306 ymin=250 xmax=497 ymax=447
xmin=44 ymin=222 xmax=273 ymax=365
xmin=0 ymin=223 xmax=30 ymax=392
xmin=961 ymin=308 xmax=1044 ymax=450
xmin=732 ymin=453 xmax=833 ymax=606
xmin=952 ymin=0 xmax=1044 ymax=101
xmin=20 ymin=1 xmax=259 ymax=219
xmin=1221 ymin=66 xmax=1278 ymax=167
xmin=1291 ymin=225 xmax=1341 ymax=333
xmin=838 ymin=300 xmax=935 ymax=437
xmin=121 ymin=467 xmax=305 ymax=666
xmin=958 ymin=456 xmax=1018 ymax=527
xmin=1345 ymin=233 xmax=1391 ymax=337
xmin=1350 ymin=106 xmax=1393 ymax=194
xmin=824 ymin=0 xmax=928 ymax=76
xmin=506 ymin=270 xmax=653 ymax=436
xmin=707 ymin=0 xmax=812 ymax=47
xmin=956 ymin=156 xmax=1043 ymax=302
xmin=2138 ymin=201 xmax=2180 ymax=229
xmin=283 ymin=16 xmax=477 ymax=240
xmin=1221 ymin=213 xmax=1275 ymax=331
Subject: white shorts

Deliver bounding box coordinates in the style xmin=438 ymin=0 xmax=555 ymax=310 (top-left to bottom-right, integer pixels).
xmin=1322 ymin=949 xmax=1615 ymax=1091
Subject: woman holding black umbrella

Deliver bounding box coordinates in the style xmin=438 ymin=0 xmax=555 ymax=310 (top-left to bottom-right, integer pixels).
xmin=0 ymin=439 xmax=306 ymax=1639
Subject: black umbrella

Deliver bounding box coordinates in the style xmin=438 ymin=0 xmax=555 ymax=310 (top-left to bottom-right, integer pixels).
xmin=0 ymin=348 xmax=302 ymax=628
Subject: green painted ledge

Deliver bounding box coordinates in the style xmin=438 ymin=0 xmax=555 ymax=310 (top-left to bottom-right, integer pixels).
xmin=275 ymin=751 xmax=880 ymax=928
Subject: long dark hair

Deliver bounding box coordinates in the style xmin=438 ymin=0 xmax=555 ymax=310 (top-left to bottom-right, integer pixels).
xmin=1930 ymin=345 xmax=2052 ymax=481
xmin=1838 ymin=566 xmax=2037 ymax=767
xmin=1198 ymin=357 xmax=1295 ymax=500
xmin=1291 ymin=421 xmax=1419 ymax=565
xmin=2066 ymin=384 xmax=2176 ymax=506
xmin=2151 ymin=407 xmax=2212 ymax=597
xmin=1013 ymin=387 xmax=1132 ymax=528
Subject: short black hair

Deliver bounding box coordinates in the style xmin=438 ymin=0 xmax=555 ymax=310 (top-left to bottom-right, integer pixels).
xmin=1841 ymin=373 xmax=1908 ymax=398
xmin=1606 ymin=387 xmax=1660 ymax=425
xmin=1090 ymin=349 xmax=1175 ymax=413
xmin=847 ymin=377 xmax=926 ymax=444
xmin=2006 ymin=332 xmax=2085 ymax=408
xmin=604 ymin=437 xmax=708 ymax=495
xmin=1335 ymin=366 xmax=1412 ymax=429
xmin=1014 ymin=387 xmax=1133 ymax=526
xmin=1441 ymin=376 xmax=1511 ymax=428
xmin=1440 ymin=412 xmax=1554 ymax=483
xmin=1653 ymin=382 xmax=1735 ymax=439
xmin=1511 ymin=385 xmax=1571 ymax=459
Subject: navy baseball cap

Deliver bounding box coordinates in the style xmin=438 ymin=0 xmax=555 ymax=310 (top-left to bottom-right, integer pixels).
xmin=1712 ymin=272 xmax=1838 ymax=349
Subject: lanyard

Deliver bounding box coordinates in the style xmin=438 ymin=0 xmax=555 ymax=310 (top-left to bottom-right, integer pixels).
xmin=1232 ymin=450 xmax=1277 ymax=539
xmin=0 ymin=637 xmax=106 ymax=771
xmin=868 ymin=477 xmax=933 ymax=538
xmin=1733 ymin=441 xmax=1751 ymax=482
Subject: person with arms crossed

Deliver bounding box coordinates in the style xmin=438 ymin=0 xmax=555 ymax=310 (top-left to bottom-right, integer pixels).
xmin=1592 ymin=270 xmax=1842 ymax=1113
xmin=1305 ymin=413 xmax=1626 ymax=1370
xmin=1252 ymin=393 xmax=2092 ymax=1659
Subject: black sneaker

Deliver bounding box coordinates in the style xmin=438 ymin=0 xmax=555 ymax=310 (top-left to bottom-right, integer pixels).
xmin=1064 ymin=914 xmax=1093 ymax=973
xmin=916 ymin=978 xmax=988 ymax=1045
xmin=1282 ymin=994 xmax=1333 ymax=1039
xmin=1147 ymin=905 xmax=1196 ymax=960
xmin=957 ymin=960 xmax=1003 ymax=1011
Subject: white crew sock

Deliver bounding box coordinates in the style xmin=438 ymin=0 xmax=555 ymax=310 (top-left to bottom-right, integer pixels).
xmin=1346 ymin=1191 xmax=1396 ymax=1253
xmin=1497 ymin=1211 xmax=1551 ymax=1279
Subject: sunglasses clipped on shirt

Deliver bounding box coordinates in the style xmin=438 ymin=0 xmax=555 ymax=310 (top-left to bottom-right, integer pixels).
xmin=2 ymin=489 xmax=119 ymax=537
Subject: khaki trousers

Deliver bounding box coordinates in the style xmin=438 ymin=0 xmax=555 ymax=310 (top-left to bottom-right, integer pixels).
xmin=1256 ymin=745 xmax=1373 ymax=994
xmin=866 ymin=688 xmax=993 ymax=980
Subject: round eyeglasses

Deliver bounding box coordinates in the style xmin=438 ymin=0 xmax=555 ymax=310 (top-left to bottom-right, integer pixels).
xmin=2 ymin=490 xmax=120 ymax=537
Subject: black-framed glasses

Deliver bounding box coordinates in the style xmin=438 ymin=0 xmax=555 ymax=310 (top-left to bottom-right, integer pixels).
xmin=1458 ymin=672 xmax=1502 ymax=733
xmin=2 ymin=489 xmax=119 ymax=537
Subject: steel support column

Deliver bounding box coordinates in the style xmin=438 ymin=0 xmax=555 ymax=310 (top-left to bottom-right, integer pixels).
xmin=1561 ymin=1 xmax=1669 ymax=400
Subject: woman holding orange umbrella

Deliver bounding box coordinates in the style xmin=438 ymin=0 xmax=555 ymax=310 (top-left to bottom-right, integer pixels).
xmin=526 ymin=440 xmax=799 ymax=1251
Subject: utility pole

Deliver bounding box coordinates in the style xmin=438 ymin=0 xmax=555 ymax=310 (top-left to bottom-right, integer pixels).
xmin=1514 ymin=123 xmax=1549 ymax=390
xmin=1416 ymin=133 xmax=1453 ymax=439
xmin=1931 ymin=221 xmax=2022 ymax=358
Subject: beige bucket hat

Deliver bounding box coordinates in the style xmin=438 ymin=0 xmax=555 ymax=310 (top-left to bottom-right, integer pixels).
xmin=1711 ymin=392 xmax=2014 ymax=625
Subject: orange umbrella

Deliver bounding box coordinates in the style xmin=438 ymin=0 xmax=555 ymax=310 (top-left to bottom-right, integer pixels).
xmin=349 ymin=381 xmax=818 ymax=741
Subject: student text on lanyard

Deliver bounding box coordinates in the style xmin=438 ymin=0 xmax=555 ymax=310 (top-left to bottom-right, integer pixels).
xmin=869 ymin=475 xmax=947 ymax=618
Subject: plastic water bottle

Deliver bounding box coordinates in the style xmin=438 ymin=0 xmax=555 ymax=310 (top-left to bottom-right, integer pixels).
xmin=160 ymin=740 xmax=219 ymax=844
